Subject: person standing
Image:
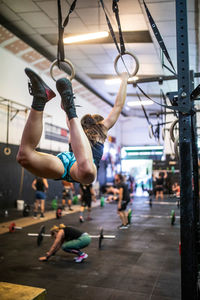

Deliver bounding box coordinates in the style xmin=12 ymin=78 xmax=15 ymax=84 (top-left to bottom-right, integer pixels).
xmin=154 ymin=171 xmax=167 ymax=201
xmin=62 ymin=180 xmax=74 ymax=211
xmin=79 ymin=183 xmax=96 ymax=222
xmin=32 ymin=177 xmax=48 ymax=218
xmin=115 ymin=174 xmax=130 ymax=229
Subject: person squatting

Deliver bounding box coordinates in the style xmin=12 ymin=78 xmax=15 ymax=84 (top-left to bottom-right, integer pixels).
xmin=39 ymin=224 xmax=91 ymax=263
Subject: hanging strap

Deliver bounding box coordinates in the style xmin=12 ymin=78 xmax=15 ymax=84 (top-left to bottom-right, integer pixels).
xmin=136 ymin=84 xmax=192 ymax=113
xmin=99 ymin=0 xmax=129 ymax=74
xmin=136 ymin=91 xmax=153 ymax=125
xmin=57 ymin=0 xmax=78 ymax=68
xmin=112 ymin=0 xmax=125 ymax=55
xmin=99 ymin=0 xmax=122 ymax=55
xmin=143 ymin=0 xmax=177 ymax=76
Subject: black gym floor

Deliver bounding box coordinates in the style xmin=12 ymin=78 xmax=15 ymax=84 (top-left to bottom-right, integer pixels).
xmin=0 ymin=196 xmax=180 ymax=300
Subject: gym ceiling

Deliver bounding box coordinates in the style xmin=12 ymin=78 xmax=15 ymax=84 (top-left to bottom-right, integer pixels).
xmin=0 ymin=0 xmax=199 ymax=136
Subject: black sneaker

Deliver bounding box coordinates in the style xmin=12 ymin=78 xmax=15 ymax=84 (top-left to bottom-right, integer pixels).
xmin=56 ymin=78 xmax=77 ymax=120
xmin=40 ymin=213 xmax=45 ymax=218
xmin=25 ymin=68 xmax=56 ymax=101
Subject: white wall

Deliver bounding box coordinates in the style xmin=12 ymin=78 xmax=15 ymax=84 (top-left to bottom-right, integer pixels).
xmin=120 ymin=117 xmax=160 ymax=146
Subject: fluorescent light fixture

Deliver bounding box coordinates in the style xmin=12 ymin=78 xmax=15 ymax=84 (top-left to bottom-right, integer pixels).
xmin=127 ymin=100 xmax=153 ymax=107
xmin=105 ymin=76 xmax=139 ymax=85
xmin=64 ymin=31 xmax=109 ymax=44
xmin=128 ymin=76 xmax=139 ymax=83
xmin=122 ymin=146 xmax=163 ymax=151
xmin=105 ymin=78 xmax=121 ymax=85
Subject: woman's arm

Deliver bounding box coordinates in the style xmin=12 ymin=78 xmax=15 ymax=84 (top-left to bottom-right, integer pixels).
xmin=39 ymin=231 xmax=63 ymax=261
xmin=102 ymin=73 xmax=129 ymax=131
xmin=32 ymin=179 xmax=36 ymax=190
xmin=43 ymin=178 xmax=48 ymax=190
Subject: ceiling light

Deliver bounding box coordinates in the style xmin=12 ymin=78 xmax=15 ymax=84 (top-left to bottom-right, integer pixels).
xmin=127 ymin=100 xmax=153 ymax=107
xmin=105 ymin=76 xmax=139 ymax=85
xmin=64 ymin=31 xmax=109 ymax=44
xmin=128 ymin=76 xmax=139 ymax=83
xmin=105 ymin=78 xmax=121 ymax=85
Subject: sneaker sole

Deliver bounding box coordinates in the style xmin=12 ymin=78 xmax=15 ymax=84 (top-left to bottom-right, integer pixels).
xmin=25 ymin=68 xmax=56 ymax=100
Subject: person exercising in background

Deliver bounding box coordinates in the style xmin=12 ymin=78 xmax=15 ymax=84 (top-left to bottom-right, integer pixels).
xmin=17 ymin=68 xmax=128 ymax=185
xmin=155 ymin=171 xmax=167 ymax=201
xmin=32 ymin=177 xmax=48 ymax=218
xmin=62 ymin=180 xmax=74 ymax=211
xmin=39 ymin=224 xmax=91 ymax=263
xmin=115 ymin=173 xmax=130 ymax=229
xmin=79 ymin=183 xmax=96 ymax=222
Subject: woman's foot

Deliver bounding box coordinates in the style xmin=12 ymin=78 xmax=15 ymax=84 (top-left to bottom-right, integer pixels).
xmin=56 ymin=78 xmax=77 ymax=120
xmin=79 ymin=216 xmax=84 ymax=223
xmin=74 ymin=253 xmax=88 ymax=263
xmin=25 ymin=68 xmax=56 ymax=111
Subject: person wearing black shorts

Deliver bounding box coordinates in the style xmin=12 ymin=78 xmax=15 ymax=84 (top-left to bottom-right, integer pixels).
xmin=39 ymin=224 xmax=91 ymax=263
xmin=79 ymin=183 xmax=96 ymax=222
xmin=115 ymin=174 xmax=130 ymax=229
xmin=155 ymin=171 xmax=167 ymax=200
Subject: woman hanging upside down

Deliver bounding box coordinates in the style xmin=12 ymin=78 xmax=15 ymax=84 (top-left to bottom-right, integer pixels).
xmin=17 ymin=68 xmax=128 ymax=184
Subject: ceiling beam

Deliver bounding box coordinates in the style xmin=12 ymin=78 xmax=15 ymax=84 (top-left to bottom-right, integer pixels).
xmin=43 ymin=31 xmax=152 ymax=45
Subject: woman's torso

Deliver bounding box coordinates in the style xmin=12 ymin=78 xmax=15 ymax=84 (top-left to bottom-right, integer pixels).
xmin=35 ymin=178 xmax=45 ymax=192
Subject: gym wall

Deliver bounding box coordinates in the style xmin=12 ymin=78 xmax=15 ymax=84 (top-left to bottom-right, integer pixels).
xmin=0 ymin=142 xmax=63 ymax=210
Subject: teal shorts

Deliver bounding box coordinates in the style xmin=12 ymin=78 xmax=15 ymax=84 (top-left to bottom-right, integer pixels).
xmin=62 ymin=233 xmax=91 ymax=251
xmin=57 ymin=151 xmax=76 ymax=182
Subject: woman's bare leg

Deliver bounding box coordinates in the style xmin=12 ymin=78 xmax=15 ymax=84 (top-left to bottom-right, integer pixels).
xmin=17 ymin=109 xmax=65 ymax=178
xmin=56 ymin=78 xmax=96 ymax=183
xmin=17 ymin=68 xmax=64 ymax=179
xmin=68 ymin=118 xmax=96 ymax=183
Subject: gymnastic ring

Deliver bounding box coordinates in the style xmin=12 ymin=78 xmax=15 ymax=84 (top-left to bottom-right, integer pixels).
xmin=4 ymin=147 xmax=11 ymax=156
xmin=114 ymin=51 xmax=139 ymax=79
xmin=50 ymin=59 xmax=75 ymax=82
xmin=148 ymin=124 xmax=154 ymax=139
xmin=169 ymin=119 xmax=179 ymax=142
xmin=162 ymin=127 xmax=165 ymax=141
xmin=174 ymin=136 xmax=179 ymax=159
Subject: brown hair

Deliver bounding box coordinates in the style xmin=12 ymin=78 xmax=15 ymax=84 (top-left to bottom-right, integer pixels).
xmin=115 ymin=173 xmax=124 ymax=183
xmin=81 ymin=114 xmax=107 ymax=144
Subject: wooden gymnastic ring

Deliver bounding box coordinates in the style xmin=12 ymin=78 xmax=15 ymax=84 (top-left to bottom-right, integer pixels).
xmin=148 ymin=124 xmax=154 ymax=139
xmin=169 ymin=119 xmax=179 ymax=142
xmin=174 ymin=136 xmax=179 ymax=159
xmin=4 ymin=147 xmax=11 ymax=156
xmin=114 ymin=51 xmax=139 ymax=78
xmin=50 ymin=59 xmax=75 ymax=82
xmin=162 ymin=127 xmax=165 ymax=140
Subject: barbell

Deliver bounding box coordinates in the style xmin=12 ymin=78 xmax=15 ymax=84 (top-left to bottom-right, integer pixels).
xmin=0 ymin=222 xmax=23 ymax=233
xmin=27 ymin=225 xmax=116 ymax=249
